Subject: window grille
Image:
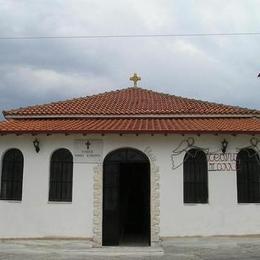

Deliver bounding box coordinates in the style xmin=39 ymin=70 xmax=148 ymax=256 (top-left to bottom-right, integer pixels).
xmin=184 ymin=149 xmax=208 ymax=203
xmin=49 ymin=149 xmax=73 ymax=202
xmin=237 ymin=149 xmax=260 ymax=203
xmin=1 ymin=149 xmax=24 ymax=200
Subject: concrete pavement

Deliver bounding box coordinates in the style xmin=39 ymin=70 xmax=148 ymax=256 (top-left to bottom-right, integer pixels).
xmin=1 ymin=236 xmax=260 ymax=259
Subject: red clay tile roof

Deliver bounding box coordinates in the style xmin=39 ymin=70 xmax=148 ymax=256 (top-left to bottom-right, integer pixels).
xmin=1 ymin=87 xmax=260 ymax=134
xmin=0 ymin=118 xmax=260 ymax=134
xmin=4 ymin=87 xmax=260 ymax=117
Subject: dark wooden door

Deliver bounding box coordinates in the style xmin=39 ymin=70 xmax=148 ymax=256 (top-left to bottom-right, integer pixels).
xmin=102 ymin=148 xmax=150 ymax=246
xmin=102 ymin=162 xmax=120 ymax=245
xmin=119 ymin=163 xmax=150 ymax=239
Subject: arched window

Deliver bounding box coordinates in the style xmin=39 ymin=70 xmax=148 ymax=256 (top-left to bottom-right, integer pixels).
xmin=183 ymin=149 xmax=208 ymax=203
xmin=237 ymin=149 xmax=260 ymax=203
xmin=49 ymin=149 xmax=73 ymax=202
xmin=1 ymin=149 xmax=24 ymax=200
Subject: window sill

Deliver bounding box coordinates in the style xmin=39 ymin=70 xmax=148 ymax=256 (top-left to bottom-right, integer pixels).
xmin=48 ymin=201 xmax=72 ymax=204
xmin=237 ymin=203 xmax=260 ymax=205
xmin=184 ymin=203 xmax=209 ymax=206
xmin=0 ymin=199 xmax=22 ymax=203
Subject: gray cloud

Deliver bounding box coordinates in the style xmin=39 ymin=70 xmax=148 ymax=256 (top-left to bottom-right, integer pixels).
xmin=0 ymin=0 xmax=259 ymax=118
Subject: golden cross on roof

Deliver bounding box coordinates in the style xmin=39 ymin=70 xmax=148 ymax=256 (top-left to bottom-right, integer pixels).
xmin=130 ymin=73 xmax=141 ymax=88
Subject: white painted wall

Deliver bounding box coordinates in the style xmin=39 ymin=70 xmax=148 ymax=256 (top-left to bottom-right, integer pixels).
xmin=0 ymin=133 xmax=259 ymax=238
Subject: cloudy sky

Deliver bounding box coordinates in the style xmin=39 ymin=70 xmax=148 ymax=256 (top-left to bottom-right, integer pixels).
xmin=0 ymin=0 xmax=259 ymax=116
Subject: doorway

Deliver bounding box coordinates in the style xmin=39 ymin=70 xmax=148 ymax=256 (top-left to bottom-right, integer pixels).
xmin=102 ymin=148 xmax=150 ymax=246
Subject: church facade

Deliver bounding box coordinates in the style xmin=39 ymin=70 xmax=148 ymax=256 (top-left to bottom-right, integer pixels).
xmin=0 ymin=78 xmax=260 ymax=247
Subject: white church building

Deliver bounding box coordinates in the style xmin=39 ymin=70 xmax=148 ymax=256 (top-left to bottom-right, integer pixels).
xmin=0 ymin=75 xmax=260 ymax=247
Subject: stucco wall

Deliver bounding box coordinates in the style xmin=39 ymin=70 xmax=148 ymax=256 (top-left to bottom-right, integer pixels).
xmin=0 ymin=133 xmax=259 ymax=239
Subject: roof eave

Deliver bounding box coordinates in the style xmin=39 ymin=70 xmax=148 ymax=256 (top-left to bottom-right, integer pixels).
xmin=1 ymin=129 xmax=260 ymax=135
xmin=4 ymin=114 xmax=260 ymax=119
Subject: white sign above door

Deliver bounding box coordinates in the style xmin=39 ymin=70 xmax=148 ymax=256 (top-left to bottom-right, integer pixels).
xmin=73 ymin=139 xmax=103 ymax=163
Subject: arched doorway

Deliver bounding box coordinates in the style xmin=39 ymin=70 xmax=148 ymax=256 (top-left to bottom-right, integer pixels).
xmin=102 ymin=148 xmax=150 ymax=246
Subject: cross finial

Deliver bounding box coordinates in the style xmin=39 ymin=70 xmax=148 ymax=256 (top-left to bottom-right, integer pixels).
xmin=130 ymin=73 xmax=141 ymax=88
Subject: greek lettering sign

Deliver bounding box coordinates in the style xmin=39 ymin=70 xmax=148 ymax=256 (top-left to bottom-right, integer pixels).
xmin=207 ymin=152 xmax=237 ymax=171
xmin=74 ymin=139 xmax=103 ymax=163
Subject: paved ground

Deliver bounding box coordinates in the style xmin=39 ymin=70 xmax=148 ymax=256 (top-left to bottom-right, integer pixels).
xmin=1 ymin=237 xmax=260 ymax=259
